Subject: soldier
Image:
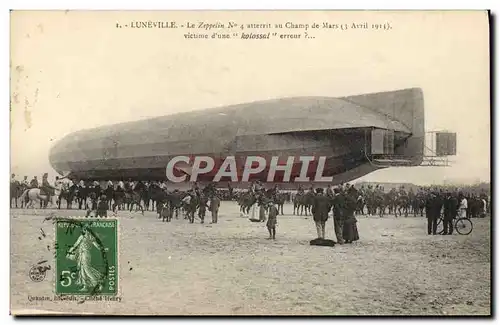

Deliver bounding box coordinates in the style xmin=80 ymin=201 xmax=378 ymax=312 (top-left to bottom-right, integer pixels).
xmin=331 ymin=188 xmax=345 ymax=244
xmin=272 ymin=184 xmax=279 ymax=197
xmin=11 ymin=173 xmax=17 ymax=183
xmin=311 ymin=188 xmax=331 ymax=240
xmin=198 ymin=194 xmax=208 ymax=224
xmin=22 ymin=176 xmax=29 ymax=188
xmin=97 ymin=195 xmax=109 ymax=218
xmin=266 ymin=200 xmax=279 ymax=240
xmin=209 ymin=194 xmax=220 ymax=224
xmin=41 ymin=173 xmax=55 ymax=196
xmin=54 ymin=176 xmax=63 ymax=191
xmin=160 ymin=180 xmax=168 ymax=191
xmin=30 ymin=176 xmax=39 ymax=189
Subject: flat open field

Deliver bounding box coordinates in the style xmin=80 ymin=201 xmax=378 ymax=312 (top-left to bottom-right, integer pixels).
xmin=10 ymin=202 xmax=491 ymax=315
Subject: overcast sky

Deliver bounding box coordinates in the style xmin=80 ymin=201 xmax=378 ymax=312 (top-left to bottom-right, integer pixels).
xmin=10 ymin=11 xmax=490 ymax=185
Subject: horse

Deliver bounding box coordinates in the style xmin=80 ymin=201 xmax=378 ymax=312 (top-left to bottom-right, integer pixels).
xmin=76 ymin=185 xmax=90 ymax=210
xmin=104 ymin=185 xmax=114 ymax=209
xmin=112 ymin=188 xmax=126 ymax=213
xmin=293 ymin=192 xmax=314 ymax=216
xmin=371 ymin=192 xmax=388 ymax=217
xmin=58 ymin=184 xmax=78 ymax=209
xmin=159 ymin=201 xmax=173 ymax=222
xmin=147 ymin=183 xmax=164 ymax=214
xmin=274 ymin=193 xmax=286 ymax=215
xmin=181 ymin=193 xmax=199 ymax=223
xmin=395 ymin=194 xmax=410 ymax=218
xmin=238 ymin=192 xmax=257 ymax=215
xmin=412 ymin=194 xmax=426 ymax=217
xmin=124 ymin=190 xmax=144 ymax=215
xmin=19 ymin=188 xmax=57 ymax=209
xmin=355 ymin=195 xmax=365 ymax=215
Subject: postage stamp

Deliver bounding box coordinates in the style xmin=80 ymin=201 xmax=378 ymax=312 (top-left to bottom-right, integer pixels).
xmin=54 ymin=218 xmax=118 ymax=296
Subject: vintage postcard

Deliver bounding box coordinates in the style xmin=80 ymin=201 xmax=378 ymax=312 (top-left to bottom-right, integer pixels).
xmin=10 ymin=10 xmax=490 ymax=316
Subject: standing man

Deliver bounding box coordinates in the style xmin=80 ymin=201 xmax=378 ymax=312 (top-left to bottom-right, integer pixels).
xmin=311 ymin=188 xmax=331 ymax=240
xmin=442 ymin=192 xmax=458 ymax=235
xmin=198 ymin=194 xmax=208 ymax=224
xmin=426 ymin=190 xmax=443 ymax=235
xmin=331 ymin=188 xmax=345 ymax=244
xmin=209 ymin=194 xmax=220 ymax=224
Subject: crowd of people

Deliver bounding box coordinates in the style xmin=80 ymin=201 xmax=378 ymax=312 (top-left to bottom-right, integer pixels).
xmin=10 ymin=173 xmax=490 ymax=242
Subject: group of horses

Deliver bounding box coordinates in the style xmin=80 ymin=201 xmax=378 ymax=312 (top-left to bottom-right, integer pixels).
xmin=235 ymin=188 xmax=427 ymax=218
xmin=10 ymin=181 xmax=178 ymax=213
xmin=10 ymin=180 xmax=224 ymax=223
xmin=357 ymin=191 xmax=426 ymax=217
xmin=11 ymin=179 xmax=429 ymax=221
xmin=235 ymin=189 xmax=314 ymax=216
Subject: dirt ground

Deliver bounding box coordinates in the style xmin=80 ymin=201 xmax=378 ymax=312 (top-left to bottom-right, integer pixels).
xmin=10 ymin=202 xmax=491 ymax=315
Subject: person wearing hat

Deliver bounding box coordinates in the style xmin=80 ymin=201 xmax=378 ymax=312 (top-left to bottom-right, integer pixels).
xmin=21 ymin=176 xmax=29 ymax=188
xmin=426 ymin=190 xmax=443 ymax=235
xmin=331 ymin=187 xmax=345 ymax=244
xmin=266 ymin=200 xmax=279 ymax=240
xmin=443 ymin=191 xmax=458 ymax=235
xmin=40 ymin=173 xmax=55 ymax=205
xmin=97 ymin=195 xmax=109 ymax=218
xmin=29 ymin=176 xmax=39 ymax=189
xmin=209 ymin=193 xmax=220 ymax=224
xmin=198 ymin=194 xmax=209 ymax=224
xmin=311 ymin=187 xmax=331 ymax=240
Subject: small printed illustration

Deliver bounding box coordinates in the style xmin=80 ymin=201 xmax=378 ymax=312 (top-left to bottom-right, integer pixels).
xmin=55 ymin=219 xmax=118 ymax=295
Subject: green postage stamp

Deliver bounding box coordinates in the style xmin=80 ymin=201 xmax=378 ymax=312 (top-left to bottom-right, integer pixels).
xmin=55 ymin=218 xmax=118 ymax=296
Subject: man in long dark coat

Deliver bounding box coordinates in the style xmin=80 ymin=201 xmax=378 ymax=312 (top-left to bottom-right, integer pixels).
xmin=443 ymin=192 xmax=458 ymax=235
xmin=311 ymin=188 xmax=331 ymax=239
xmin=331 ymin=188 xmax=345 ymax=244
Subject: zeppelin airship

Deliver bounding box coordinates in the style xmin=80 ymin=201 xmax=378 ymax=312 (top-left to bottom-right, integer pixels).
xmin=49 ymin=88 xmax=457 ymax=188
